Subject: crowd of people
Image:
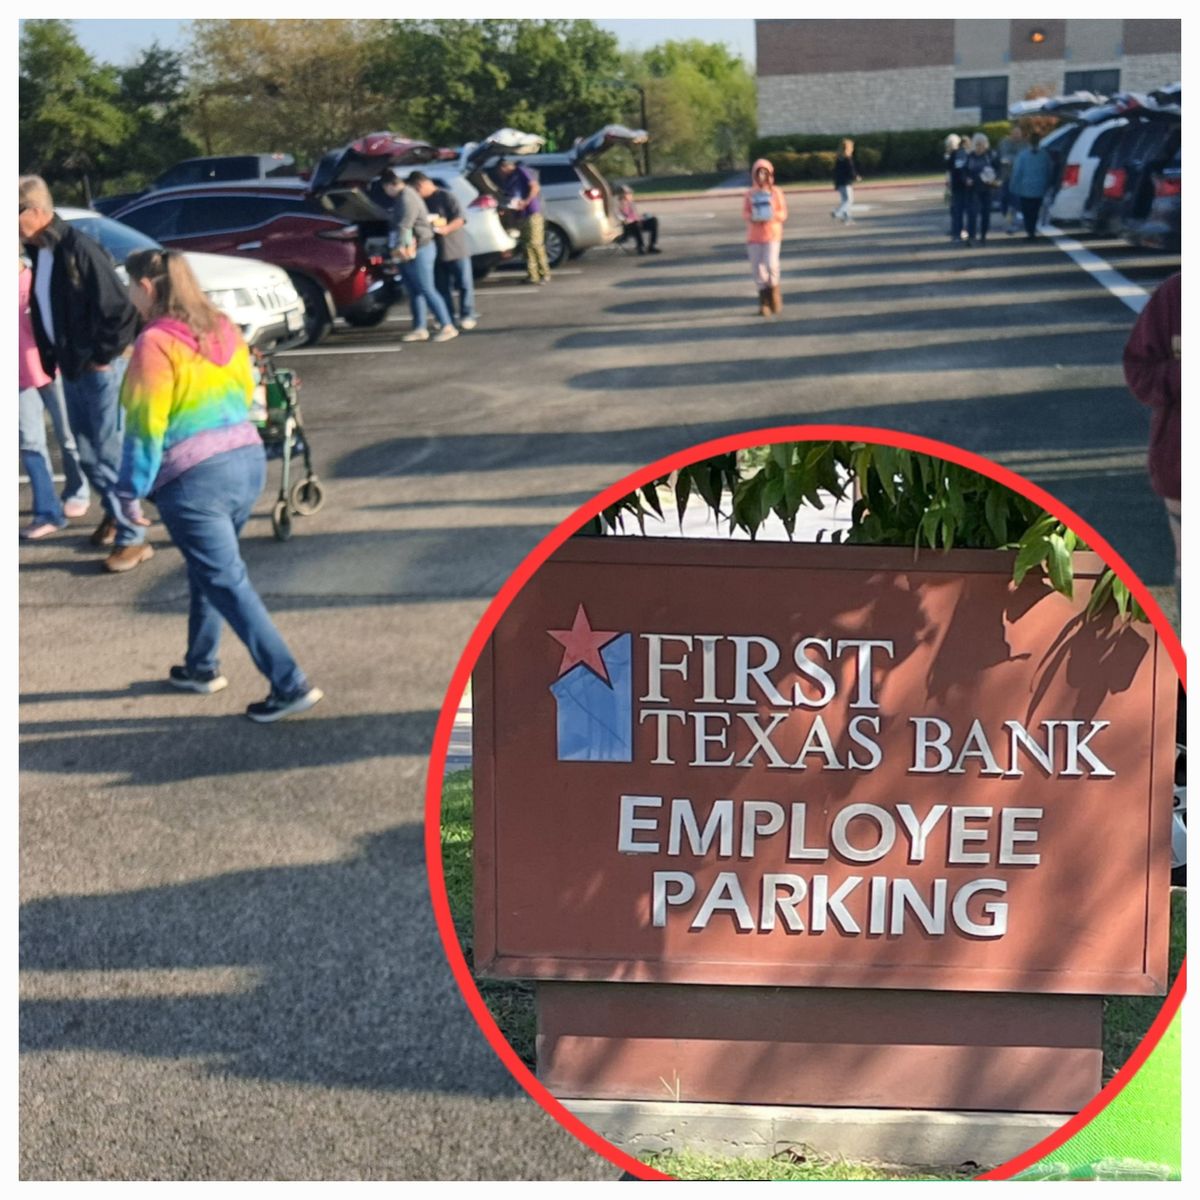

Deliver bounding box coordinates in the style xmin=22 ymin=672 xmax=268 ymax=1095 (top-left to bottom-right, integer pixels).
xmin=19 ymin=174 xmax=323 ymax=723
xmin=943 ymin=124 xmax=1055 ymax=244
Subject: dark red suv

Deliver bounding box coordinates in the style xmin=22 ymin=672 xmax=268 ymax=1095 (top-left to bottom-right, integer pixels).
xmin=110 ymin=134 xmax=448 ymax=345
xmin=109 ymin=180 xmax=383 ymax=344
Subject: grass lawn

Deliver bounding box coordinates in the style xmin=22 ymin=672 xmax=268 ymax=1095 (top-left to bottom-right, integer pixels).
xmin=439 ymin=768 xmax=1185 ymax=1179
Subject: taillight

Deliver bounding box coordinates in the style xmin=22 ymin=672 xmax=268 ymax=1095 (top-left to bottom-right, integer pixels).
xmin=316 ymin=224 xmax=360 ymax=240
xmin=582 ymin=187 xmax=604 ymax=202
xmin=469 ymin=195 xmax=498 ymax=210
xmin=1103 ymin=168 xmax=1127 ymax=199
xmin=1155 ymin=176 xmax=1182 ymax=198
xmin=1061 ymin=164 xmax=1080 ymax=187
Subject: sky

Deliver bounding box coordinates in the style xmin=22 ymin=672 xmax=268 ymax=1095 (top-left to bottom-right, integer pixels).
xmin=63 ymin=18 xmax=757 ymax=67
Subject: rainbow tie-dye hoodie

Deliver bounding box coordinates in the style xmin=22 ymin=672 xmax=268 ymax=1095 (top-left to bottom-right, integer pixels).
xmin=117 ymin=316 xmax=260 ymax=499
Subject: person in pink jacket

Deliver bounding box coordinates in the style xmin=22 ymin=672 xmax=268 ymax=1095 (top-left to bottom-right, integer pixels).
xmin=744 ymin=158 xmax=788 ymax=317
xmin=19 ymin=260 xmax=89 ymax=538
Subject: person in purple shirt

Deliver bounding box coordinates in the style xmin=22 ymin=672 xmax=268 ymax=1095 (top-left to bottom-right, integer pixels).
xmin=496 ymin=159 xmax=550 ymax=285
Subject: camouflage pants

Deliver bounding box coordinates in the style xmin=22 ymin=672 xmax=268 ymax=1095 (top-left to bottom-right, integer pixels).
xmin=518 ymin=213 xmax=551 ymax=282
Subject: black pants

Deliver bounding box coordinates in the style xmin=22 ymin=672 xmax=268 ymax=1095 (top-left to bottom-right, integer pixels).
xmin=623 ymin=216 xmax=658 ymax=251
xmin=1020 ymin=197 xmax=1043 ymax=239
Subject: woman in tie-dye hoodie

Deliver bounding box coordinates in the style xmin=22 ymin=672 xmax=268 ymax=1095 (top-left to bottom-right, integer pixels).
xmin=118 ymin=248 xmax=322 ymax=723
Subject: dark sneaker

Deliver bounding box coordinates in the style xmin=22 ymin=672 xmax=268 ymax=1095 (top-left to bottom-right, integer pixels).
xmin=169 ymin=665 xmax=228 ymax=694
xmin=246 ymin=686 xmax=324 ymax=724
xmin=89 ymin=515 xmax=117 ymax=547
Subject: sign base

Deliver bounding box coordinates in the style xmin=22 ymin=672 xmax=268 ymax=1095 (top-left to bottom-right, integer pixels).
xmin=561 ymin=1097 xmax=1070 ymax=1170
xmin=538 ymin=982 xmax=1102 ymax=1114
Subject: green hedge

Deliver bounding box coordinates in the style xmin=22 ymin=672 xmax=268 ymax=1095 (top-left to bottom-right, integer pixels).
xmin=752 ymin=122 xmax=1013 ymax=176
xmin=769 ymin=146 xmax=883 ymax=182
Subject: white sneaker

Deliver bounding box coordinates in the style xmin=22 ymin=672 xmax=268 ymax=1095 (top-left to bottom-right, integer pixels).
xmin=401 ymin=328 xmax=430 ymax=343
xmin=459 ymin=317 xmax=478 ymax=331
xmin=432 ymin=325 xmax=459 ymax=342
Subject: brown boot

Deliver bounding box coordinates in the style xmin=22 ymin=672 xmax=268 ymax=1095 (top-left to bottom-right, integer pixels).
xmin=771 ymin=284 xmax=783 ymax=314
xmin=89 ymin=515 xmax=117 ymax=547
xmin=757 ymin=288 xmax=771 ymax=316
xmin=103 ymin=543 xmax=155 ymax=573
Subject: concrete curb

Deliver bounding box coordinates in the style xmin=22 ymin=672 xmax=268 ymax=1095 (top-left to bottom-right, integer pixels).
xmin=628 ymin=178 xmax=943 ymax=204
xmin=561 ymin=1098 xmax=1069 ymax=1169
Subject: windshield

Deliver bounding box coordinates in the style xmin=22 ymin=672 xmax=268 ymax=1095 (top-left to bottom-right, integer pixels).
xmin=67 ymin=214 xmax=161 ymax=260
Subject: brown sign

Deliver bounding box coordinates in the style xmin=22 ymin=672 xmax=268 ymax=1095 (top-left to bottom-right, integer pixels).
xmin=474 ymin=540 xmax=1173 ymax=995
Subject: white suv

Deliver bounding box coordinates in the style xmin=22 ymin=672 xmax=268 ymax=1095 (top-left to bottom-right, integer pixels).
xmin=61 ymin=208 xmax=306 ymax=349
xmin=453 ymin=125 xmax=650 ymax=269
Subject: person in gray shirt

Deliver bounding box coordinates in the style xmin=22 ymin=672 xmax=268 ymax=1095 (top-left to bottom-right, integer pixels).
xmin=410 ymin=172 xmax=478 ymax=331
xmin=378 ymin=169 xmax=457 ymax=343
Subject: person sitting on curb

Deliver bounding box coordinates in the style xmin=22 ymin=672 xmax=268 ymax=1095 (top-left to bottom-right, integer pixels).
xmin=616 ymin=186 xmax=660 ymax=254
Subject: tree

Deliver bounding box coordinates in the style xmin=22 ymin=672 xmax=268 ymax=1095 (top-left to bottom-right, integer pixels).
xmin=367 ymin=20 xmax=626 ymax=149
xmin=19 ymin=19 xmax=130 ymax=203
xmin=586 ymin=441 xmax=1145 ymax=620
xmin=188 ymin=20 xmax=394 ymax=162
xmin=103 ymin=43 xmax=200 ymax=194
xmin=622 ymin=40 xmax=756 ymax=174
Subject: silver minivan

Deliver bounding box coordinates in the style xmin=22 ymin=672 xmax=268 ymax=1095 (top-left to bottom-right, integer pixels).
xmin=460 ymin=125 xmax=649 ymax=268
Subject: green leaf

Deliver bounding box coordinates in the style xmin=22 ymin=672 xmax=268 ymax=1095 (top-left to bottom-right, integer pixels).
xmin=1013 ymin=532 xmax=1050 ymax=585
xmin=641 ymin=484 xmax=663 ymax=519
xmin=1046 ymin=532 xmax=1073 ymax=598
xmin=770 ymin=443 xmax=793 ymax=470
xmin=984 ymin=487 xmax=1007 ymax=546
xmin=1086 ymin=571 xmax=1115 ymax=617
xmin=674 ymin=470 xmax=692 ymax=526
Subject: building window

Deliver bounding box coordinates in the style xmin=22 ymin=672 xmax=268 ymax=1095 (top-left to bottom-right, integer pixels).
xmin=954 ymin=76 xmax=1010 ymax=122
xmin=1064 ymin=69 xmax=1120 ymax=96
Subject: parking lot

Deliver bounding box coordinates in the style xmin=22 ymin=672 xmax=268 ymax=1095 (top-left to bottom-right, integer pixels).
xmin=19 ymin=181 xmax=1179 ymax=1179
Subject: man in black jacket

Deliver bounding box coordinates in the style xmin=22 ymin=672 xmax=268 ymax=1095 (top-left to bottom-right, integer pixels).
xmin=19 ymin=175 xmax=151 ymax=571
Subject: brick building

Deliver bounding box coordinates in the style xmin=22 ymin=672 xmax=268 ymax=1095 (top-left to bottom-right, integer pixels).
xmin=756 ymin=20 xmax=1181 ymax=136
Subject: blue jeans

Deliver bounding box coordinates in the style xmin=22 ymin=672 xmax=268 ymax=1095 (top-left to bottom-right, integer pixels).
xmin=833 ymin=185 xmax=854 ymax=220
xmin=22 ymin=378 xmax=89 ymax=506
xmin=434 ymin=256 xmax=477 ymax=323
xmin=399 ymin=242 xmax=453 ymax=329
xmin=19 ymin=386 xmax=65 ymax=526
xmin=154 ymin=444 xmax=308 ymax=697
xmin=966 ymin=188 xmax=992 ymax=241
xmin=949 ymin=191 xmax=968 ymax=239
xmin=63 ymin=359 xmax=143 ymax=547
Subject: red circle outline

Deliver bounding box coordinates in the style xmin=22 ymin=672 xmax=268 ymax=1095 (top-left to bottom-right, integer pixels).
xmin=422 ymin=423 xmax=1185 ymax=1182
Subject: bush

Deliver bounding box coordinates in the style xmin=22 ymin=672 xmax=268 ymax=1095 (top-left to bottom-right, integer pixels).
xmin=751 ymin=120 xmax=1022 ymax=176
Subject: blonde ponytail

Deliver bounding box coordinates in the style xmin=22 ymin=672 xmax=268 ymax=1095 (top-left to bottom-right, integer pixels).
xmin=126 ymin=248 xmax=225 ymax=340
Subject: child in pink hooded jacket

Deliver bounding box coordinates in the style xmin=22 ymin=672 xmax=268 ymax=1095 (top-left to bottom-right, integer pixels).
xmin=744 ymin=158 xmax=788 ymax=316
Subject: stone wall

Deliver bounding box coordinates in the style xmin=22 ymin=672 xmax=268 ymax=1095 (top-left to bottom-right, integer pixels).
xmin=758 ymin=67 xmax=955 ymax=136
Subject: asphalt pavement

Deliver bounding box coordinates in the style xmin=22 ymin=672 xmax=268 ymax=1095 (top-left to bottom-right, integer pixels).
xmin=19 ymin=183 xmax=1179 ymax=1179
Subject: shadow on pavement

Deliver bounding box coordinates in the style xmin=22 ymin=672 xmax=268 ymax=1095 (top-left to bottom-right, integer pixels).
xmin=19 ymin=710 xmax=439 ymax=785
xmin=20 ymin=824 xmax=517 ymax=1098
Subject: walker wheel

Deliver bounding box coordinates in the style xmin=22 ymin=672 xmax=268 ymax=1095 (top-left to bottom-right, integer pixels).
xmin=272 ymin=499 xmax=293 ymax=541
xmin=289 ymin=477 xmax=325 ymax=516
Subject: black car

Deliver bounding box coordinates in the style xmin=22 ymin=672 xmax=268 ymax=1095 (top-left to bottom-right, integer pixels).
xmin=94 ymin=153 xmax=298 ymax=216
xmin=1081 ymin=94 xmax=1180 ymax=238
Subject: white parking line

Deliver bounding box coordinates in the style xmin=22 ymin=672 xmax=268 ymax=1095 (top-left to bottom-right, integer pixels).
xmin=1044 ymin=224 xmax=1150 ymax=315
xmin=280 ymin=345 xmax=407 ymax=357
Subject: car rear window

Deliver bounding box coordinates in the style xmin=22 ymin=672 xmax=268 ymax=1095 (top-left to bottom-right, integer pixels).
xmin=533 ymin=163 xmax=582 ymax=187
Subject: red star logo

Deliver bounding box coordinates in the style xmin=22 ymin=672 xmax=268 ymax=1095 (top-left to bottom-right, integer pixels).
xmin=548 ymin=604 xmax=620 ymax=685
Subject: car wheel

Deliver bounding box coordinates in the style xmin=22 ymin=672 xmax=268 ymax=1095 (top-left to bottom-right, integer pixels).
xmin=289 ymin=274 xmax=334 ymax=346
xmin=343 ymin=304 xmax=389 ymax=329
xmin=543 ymin=223 xmax=570 ymax=270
